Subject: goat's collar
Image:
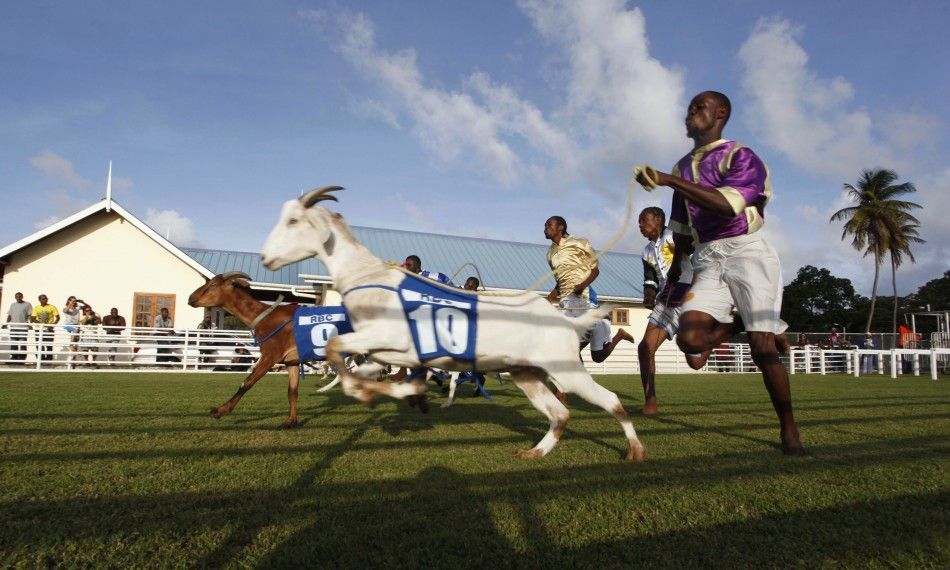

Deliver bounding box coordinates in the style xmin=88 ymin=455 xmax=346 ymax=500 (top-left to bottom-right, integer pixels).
xmin=335 ymin=262 xmax=392 ymax=295
xmin=249 ymin=294 xmax=285 ymax=330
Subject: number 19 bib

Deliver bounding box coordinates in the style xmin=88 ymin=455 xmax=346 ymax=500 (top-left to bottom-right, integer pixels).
xmin=398 ymin=275 xmax=477 ymax=361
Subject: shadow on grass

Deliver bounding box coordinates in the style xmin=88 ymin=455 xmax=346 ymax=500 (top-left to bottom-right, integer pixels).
xmin=3 ymin=435 xmax=947 ymax=567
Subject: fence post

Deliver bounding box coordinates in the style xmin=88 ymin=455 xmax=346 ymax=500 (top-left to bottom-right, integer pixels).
xmin=853 ymin=351 xmax=860 ymax=378
xmin=930 ymin=349 xmax=938 ymax=381
xmin=890 ymin=350 xmax=897 ymax=379
xmin=789 ymin=350 xmax=796 ymax=376
xmin=181 ymin=330 xmax=190 ymax=371
xmin=35 ymin=329 xmax=42 ymax=370
xmin=819 ymin=350 xmax=826 ymax=375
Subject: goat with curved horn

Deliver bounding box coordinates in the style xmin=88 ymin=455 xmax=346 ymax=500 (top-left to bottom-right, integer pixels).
xmin=220 ymin=271 xmax=251 ymax=282
xmin=300 ymin=186 xmax=344 ymax=208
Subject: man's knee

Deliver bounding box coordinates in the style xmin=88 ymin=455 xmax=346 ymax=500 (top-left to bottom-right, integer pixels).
xmin=748 ymin=333 xmax=780 ymax=366
xmin=676 ymin=330 xmax=704 ymax=354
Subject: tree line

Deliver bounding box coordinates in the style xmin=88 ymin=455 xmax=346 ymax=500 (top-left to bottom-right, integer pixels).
xmin=782 ymin=267 xmax=948 ymax=335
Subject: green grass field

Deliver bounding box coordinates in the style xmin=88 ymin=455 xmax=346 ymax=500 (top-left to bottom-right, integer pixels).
xmin=1 ymin=370 xmax=947 ymax=568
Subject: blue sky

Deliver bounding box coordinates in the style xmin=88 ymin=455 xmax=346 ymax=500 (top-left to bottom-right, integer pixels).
xmin=2 ymin=0 xmax=947 ymax=295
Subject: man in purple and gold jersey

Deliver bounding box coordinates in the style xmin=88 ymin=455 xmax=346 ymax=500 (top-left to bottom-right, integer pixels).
xmin=636 ymin=91 xmax=804 ymax=455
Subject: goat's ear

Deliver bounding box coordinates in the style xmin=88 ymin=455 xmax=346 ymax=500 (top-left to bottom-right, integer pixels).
xmin=300 ymin=185 xmax=344 ymax=208
xmin=231 ymin=278 xmax=251 ymax=289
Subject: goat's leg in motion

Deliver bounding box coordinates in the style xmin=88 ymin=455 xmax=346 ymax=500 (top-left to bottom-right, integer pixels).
xmin=325 ymin=334 xmax=424 ymax=407
xmin=509 ymin=368 xmax=570 ymax=459
xmin=553 ymin=363 xmax=646 ymax=462
xmin=210 ymin=355 xmax=277 ymax=422
xmin=280 ymin=365 xmax=301 ymax=429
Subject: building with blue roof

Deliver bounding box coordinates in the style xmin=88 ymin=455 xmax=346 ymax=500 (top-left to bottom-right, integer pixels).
xmin=1 ymin=197 xmax=646 ymax=331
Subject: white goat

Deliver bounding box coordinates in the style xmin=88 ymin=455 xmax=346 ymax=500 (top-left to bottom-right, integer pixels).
xmin=260 ymin=187 xmax=645 ymax=461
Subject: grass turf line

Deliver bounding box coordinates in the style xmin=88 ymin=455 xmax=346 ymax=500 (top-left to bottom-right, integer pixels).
xmin=0 ymin=371 xmax=947 ymax=568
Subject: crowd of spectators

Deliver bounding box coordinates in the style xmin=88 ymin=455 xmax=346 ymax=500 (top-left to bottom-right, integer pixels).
xmin=3 ymin=292 xmax=249 ymax=369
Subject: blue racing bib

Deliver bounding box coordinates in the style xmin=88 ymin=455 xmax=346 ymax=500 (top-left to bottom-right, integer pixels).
xmin=398 ymin=275 xmax=477 ymax=361
xmin=293 ymin=306 xmax=353 ymax=361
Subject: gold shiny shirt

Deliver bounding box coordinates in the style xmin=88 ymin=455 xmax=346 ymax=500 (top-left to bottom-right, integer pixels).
xmin=547 ymin=235 xmax=598 ymax=301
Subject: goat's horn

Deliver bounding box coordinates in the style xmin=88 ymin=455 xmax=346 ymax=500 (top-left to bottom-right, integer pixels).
xmin=300 ymin=185 xmax=344 ymax=207
xmin=220 ymin=271 xmax=251 ymax=282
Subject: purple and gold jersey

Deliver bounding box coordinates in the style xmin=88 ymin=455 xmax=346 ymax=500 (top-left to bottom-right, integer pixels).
xmin=668 ymin=139 xmax=771 ymax=244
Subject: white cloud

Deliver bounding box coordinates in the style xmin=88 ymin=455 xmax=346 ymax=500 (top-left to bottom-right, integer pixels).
xmin=33 ymin=216 xmax=61 ymax=231
xmin=306 ymin=1 xmax=686 ymax=193
xmin=145 ymin=208 xmax=202 ymax=248
xmin=737 ymin=17 xmax=933 ymax=180
xmin=737 ymin=17 xmax=945 ymax=296
xmin=393 ymin=193 xmax=439 ymax=232
xmin=29 ymin=150 xmax=90 ymax=189
xmin=349 ymin=97 xmax=401 ymax=129
xmin=519 ymin=0 xmax=685 ymax=161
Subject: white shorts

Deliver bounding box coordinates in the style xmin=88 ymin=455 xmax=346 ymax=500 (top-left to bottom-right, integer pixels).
xmin=584 ymin=319 xmax=611 ymax=351
xmin=559 ymin=294 xmax=590 ymax=318
xmin=682 ymin=233 xmax=787 ymax=334
xmin=648 ymin=301 xmax=683 ymax=340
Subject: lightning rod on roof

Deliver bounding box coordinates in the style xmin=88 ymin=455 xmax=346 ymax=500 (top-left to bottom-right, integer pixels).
xmin=105 ymin=160 xmax=113 ymax=212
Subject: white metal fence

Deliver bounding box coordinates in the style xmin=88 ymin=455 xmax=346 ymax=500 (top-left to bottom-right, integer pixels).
xmin=0 ymin=324 xmax=260 ymax=371
xmin=788 ymin=346 xmax=950 ymax=380
xmin=2 ymin=325 xmax=947 ymax=379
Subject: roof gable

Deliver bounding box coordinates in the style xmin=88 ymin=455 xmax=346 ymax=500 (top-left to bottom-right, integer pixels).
xmin=0 ymin=199 xmax=213 ymax=279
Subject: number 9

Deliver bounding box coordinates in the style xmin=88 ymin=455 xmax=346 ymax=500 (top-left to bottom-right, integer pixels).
xmin=310 ymin=323 xmax=339 ymax=358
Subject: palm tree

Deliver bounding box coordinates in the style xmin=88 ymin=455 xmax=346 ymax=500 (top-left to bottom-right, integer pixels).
xmin=830 ymin=169 xmax=922 ymax=334
xmin=886 ymin=218 xmax=925 ymax=334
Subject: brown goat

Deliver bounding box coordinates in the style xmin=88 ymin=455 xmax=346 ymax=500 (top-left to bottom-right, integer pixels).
xmin=188 ymin=272 xmax=304 ymax=428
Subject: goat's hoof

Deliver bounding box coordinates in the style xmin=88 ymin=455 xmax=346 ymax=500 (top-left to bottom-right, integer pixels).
xmin=514 ymin=448 xmax=544 ymax=459
xmin=361 ymin=395 xmax=378 ymax=408
xmin=626 ymin=441 xmax=647 ymax=463
xmin=209 ymin=408 xmax=224 ymax=419
xmin=280 ymin=419 xmax=298 ymax=429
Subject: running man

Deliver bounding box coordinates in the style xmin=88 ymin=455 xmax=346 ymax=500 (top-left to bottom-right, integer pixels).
xmin=635 ymin=91 xmax=804 ymax=455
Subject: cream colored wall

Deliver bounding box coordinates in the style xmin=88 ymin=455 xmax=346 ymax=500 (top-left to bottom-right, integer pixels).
xmin=1 ymin=211 xmax=208 ymax=328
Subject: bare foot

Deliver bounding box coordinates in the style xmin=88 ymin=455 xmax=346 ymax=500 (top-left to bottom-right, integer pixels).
xmin=615 ymin=328 xmax=635 ymax=343
xmin=781 ymin=427 xmax=806 ymax=456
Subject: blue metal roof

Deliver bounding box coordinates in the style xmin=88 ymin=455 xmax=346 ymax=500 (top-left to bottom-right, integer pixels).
xmin=183 ymin=225 xmax=644 ymax=299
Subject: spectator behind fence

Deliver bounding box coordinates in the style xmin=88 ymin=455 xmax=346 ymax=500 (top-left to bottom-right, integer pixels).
xmin=828 ymin=327 xmax=840 ymax=348
xmin=797 ymin=334 xmax=809 ymax=349
xmin=154 ymin=307 xmax=180 ymax=364
xmin=79 ymin=305 xmax=101 ymax=366
xmin=30 ymin=294 xmax=59 ymax=361
xmin=861 ymin=334 xmax=877 ymax=374
xmin=62 ymin=296 xmax=86 ymax=361
xmin=6 ymin=292 xmax=32 ymax=363
xmin=101 ymin=308 xmax=126 ymax=365
xmin=215 ymin=345 xmax=254 ymax=372
xmin=196 ymin=313 xmax=217 ymax=365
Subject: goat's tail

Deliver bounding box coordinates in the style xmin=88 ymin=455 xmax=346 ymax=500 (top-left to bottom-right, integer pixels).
xmin=566 ymin=305 xmax=611 ymax=340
